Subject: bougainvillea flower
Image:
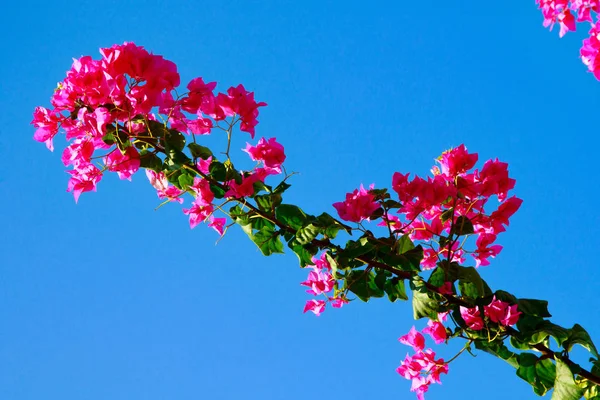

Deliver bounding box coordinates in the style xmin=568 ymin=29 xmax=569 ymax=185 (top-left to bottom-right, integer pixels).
xmin=399 ymin=327 xmax=425 ymax=352
xmin=422 ymin=320 xmax=447 ymax=344
xmin=303 ymin=299 xmax=326 ymax=316
xmin=333 ymin=184 xmax=380 ymax=223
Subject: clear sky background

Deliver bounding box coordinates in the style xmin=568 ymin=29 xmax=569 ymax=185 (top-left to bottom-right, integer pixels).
xmin=1 ymin=1 xmax=599 ymax=399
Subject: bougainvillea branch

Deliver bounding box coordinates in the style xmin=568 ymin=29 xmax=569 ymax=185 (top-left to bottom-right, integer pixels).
xmin=32 ymin=40 xmax=600 ymax=400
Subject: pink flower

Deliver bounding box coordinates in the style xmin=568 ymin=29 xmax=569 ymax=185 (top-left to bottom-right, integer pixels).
xmin=572 ymin=0 xmax=600 ymax=23
xmin=187 ymin=117 xmax=213 ymax=135
xmin=303 ymin=299 xmax=326 ymax=316
xmin=197 ymin=156 xmax=212 ymax=174
xmin=62 ymin=139 xmax=94 ymax=168
xmin=244 ymin=137 xmax=286 ymax=170
xmin=398 ymin=349 xmax=448 ymax=400
xmin=490 ymin=196 xmax=523 ymax=227
xmin=182 ymin=77 xmax=217 ymax=116
xmin=478 ymin=159 xmax=516 ymax=202
xmin=437 ymin=144 xmax=478 ymax=178
xmin=397 ymin=354 xmax=422 ymax=380
xmin=105 ymin=146 xmax=140 ymax=180
xmin=311 ymin=252 xmax=332 ymax=271
xmin=223 ymin=84 xmax=267 ymax=138
xmin=399 ymin=327 xmax=425 ymax=352
xmin=330 ymin=296 xmax=348 ymax=308
xmin=66 ymin=163 xmax=103 ymax=203
xmin=460 ymin=306 xmax=484 ymax=330
xmin=300 ymin=267 xmax=335 ymax=296
xmin=32 ymin=107 xmax=61 ymax=151
xmin=484 ymin=296 xmax=521 ymax=326
xmin=333 ymin=184 xmax=380 ymax=223
xmin=420 ymin=248 xmax=438 ymax=270
xmin=145 ymin=170 xmax=184 ymax=203
xmin=473 ymin=233 xmax=503 ymax=267
xmin=208 ymin=216 xmax=226 ymax=235
xmin=183 ymin=199 xmax=214 ymax=229
xmin=422 ymin=320 xmax=447 ymax=344
xmin=502 ymin=304 xmax=522 ymax=326
xmin=438 ymin=282 xmax=453 ymax=295
xmin=190 ymin=177 xmax=214 ymax=205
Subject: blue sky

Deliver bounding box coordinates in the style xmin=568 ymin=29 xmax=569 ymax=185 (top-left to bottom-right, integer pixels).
xmin=2 ymin=1 xmax=600 ymax=399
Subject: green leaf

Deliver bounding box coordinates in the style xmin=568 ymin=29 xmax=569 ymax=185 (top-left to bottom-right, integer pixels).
xmin=102 ymin=129 xmax=116 ymax=146
xmin=250 ymin=225 xmax=284 ymax=256
xmin=210 ymin=183 xmax=226 ymax=199
xmin=384 ymin=278 xmax=408 ymax=302
xmin=146 ymin=120 xmax=168 ymax=138
xmin=273 ymin=181 xmax=291 ymax=194
xmin=139 ymin=151 xmax=163 ymax=172
xmin=410 ymin=278 xmax=439 ymax=320
xmin=536 ymin=359 xmax=557 ymax=396
xmin=346 ymin=270 xmax=385 ymax=302
xmin=552 ymin=358 xmax=585 ymax=400
xmin=288 ymin=241 xmax=317 ymax=267
xmin=315 ymin=212 xmax=347 ymax=238
xmin=517 ymin=353 xmax=542 ymax=391
xmin=164 ymin=129 xmax=186 ymax=152
xmin=255 ymin=193 xmax=282 ymax=213
xmin=450 ymin=215 xmax=475 ymax=236
xmin=518 ymin=299 xmax=552 ymax=318
xmin=209 ymin=161 xmax=227 ymax=182
xmin=494 ymin=290 xmax=518 ymax=304
xmin=177 ymin=172 xmax=194 ymax=190
xmin=474 ymin=340 xmax=519 ymax=368
xmin=397 ymin=235 xmax=415 ymax=253
xmin=340 ymin=238 xmax=376 ymax=260
xmin=165 ymin=149 xmax=190 ymax=166
xmin=565 ymin=324 xmax=599 ymax=358
xmin=440 ymin=209 xmax=453 ymax=223
xmin=458 ymin=266 xmax=490 ymax=299
xmin=275 ymin=204 xmax=309 ymax=230
xmin=188 ymin=143 xmax=213 ymax=159
xmin=379 ymin=245 xmax=423 ymax=272
xmin=382 ymin=199 xmax=402 ymax=209
xmin=428 ymin=267 xmax=448 ymax=288
xmin=517 ymin=320 xmax=570 ymax=348
xmin=325 ymin=253 xmax=338 ymax=276
xmin=295 ymin=224 xmax=320 ymax=246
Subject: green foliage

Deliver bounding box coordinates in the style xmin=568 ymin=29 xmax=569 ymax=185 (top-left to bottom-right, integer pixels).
xmin=139 ymin=150 xmax=162 ymax=171
xmin=411 ymin=278 xmax=439 ymax=320
xmin=458 ymin=266 xmax=491 ymax=299
xmin=346 ymin=269 xmax=385 ymax=302
xmin=251 ymin=224 xmax=284 ymax=256
xmin=188 ymin=143 xmax=213 ymax=159
xmin=565 ymin=324 xmax=599 ymax=359
xmin=450 ymin=215 xmax=475 ymax=236
xmin=553 ymin=359 xmax=585 ymax=400
xmin=275 ymin=204 xmax=309 ymax=230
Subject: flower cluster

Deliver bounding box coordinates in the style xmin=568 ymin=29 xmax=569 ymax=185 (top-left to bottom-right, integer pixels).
xmin=301 ymin=253 xmax=348 ymax=316
xmin=332 ymin=184 xmax=380 ymax=223
xmin=32 ymin=42 xmax=276 ymax=233
xmin=536 ymin=1 xmax=600 ymax=79
xmin=394 ymin=145 xmax=522 ymax=268
xmin=334 ymin=145 xmax=521 ymax=271
xmin=397 ymin=321 xmax=449 ymax=400
xmin=460 ymin=296 xmax=521 ymax=330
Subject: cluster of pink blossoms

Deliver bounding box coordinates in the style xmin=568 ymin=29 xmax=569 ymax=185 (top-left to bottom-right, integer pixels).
xmin=32 ymin=42 xmax=286 ymax=234
xmin=397 ymin=319 xmax=449 ymax=400
xmin=536 ymin=1 xmax=600 ymax=79
xmin=334 ymin=145 xmax=522 ymax=270
xmin=333 ymin=184 xmax=379 ymax=223
xmin=301 ymin=253 xmax=348 ymax=316
xmin=460 ymin=296 xmax=521 ymax=330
